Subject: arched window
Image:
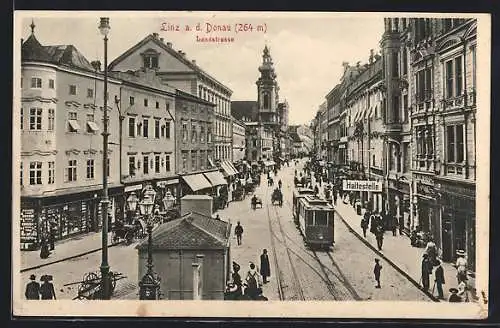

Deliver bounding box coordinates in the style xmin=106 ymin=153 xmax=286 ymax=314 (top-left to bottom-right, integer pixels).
xmin=263 ymin=93 xmax=270 ymax=109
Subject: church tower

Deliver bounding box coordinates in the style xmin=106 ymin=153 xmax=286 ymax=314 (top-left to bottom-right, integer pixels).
xmin=256 ymin=45 xmax=279 ymax=126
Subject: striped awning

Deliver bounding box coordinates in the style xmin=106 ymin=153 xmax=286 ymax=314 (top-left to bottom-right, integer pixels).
xmin=220 ymin=161 xmax=238 ymax=176
xmin=182 ymin=173 xmax=212 ymax=191
xmin=203 ymin=170 xmax=227 ymax=186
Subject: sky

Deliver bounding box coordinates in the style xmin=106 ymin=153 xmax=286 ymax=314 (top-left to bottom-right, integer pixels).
xmin=17 ymin=12 xmax=385 ymax=125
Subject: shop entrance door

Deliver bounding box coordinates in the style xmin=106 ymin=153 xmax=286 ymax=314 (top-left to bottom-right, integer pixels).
xmin=441 ymin=217 xmax=453 ymax=262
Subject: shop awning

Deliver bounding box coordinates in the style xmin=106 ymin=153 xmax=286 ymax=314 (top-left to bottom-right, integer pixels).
xmin=87 ymin=121 xmax=100 ymax=132
xmin=203 ymin=170 xmax=227 ymax=186
xmin=220 ymin=161 xmax=236 ymax=177
xmin=182 ymin=173 xmax=212 ymax=191
xmin=227 ymin=161 xmax=239 ymax=175
xmin=208 ymin=158 xmax=215 ymax=168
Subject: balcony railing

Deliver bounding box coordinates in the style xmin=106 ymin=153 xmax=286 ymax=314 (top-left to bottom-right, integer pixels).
xmin=414 ymin=154 xmax=435 ymax=173
xmin=444 ymin=162 xmax=465 ymax=176
xmin=442 ymin=94 xmax=465 ymax=111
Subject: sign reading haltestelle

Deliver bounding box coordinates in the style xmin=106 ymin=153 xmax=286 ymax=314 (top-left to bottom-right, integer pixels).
xmin=342 ymin=180 xmax=382 ymax=192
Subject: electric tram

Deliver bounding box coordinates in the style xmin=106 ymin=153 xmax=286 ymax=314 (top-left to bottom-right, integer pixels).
xmin=297 ymin=195 xmax=335 ymax=249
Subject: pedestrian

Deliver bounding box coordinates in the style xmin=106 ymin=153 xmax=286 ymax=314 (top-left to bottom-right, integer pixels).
xmin=391 ymin=215 xmax=397 ymax=236
xmin=234 ymin=221 xmax=244 ymax=246
xmin=260 ymin=249 xmax=271 ymax=284
xmin=425 ymin=238 xmax=438 ymax=265
xmin=361 ymin=212 xmax=369 ymax=238
xmin=231 ymin=262 xmax=243 ymax=296
xmin=375 ymin=225 xmax=384 ymax=250
xmin=39 ymin=236 xmax=50 ymax=259
xmin=398 ymin=216 xmax=404 ymax=235
xmin=245 ymin=262 xmax=261 ymax=299
xmin=457 ymin=279 xmax=470 ymax=302
xmin=455 ymin=249 xmax=468 ymax=284
xmin=314 ymin=185 xmax=319 ymax=196
xmin=49 ymin=222 xmax=56 ymax=251
xmin=278 ymin=179 xmax=282 ymax=189
xmin=434 ymin=260 xmax=445 ymax=300
xmin=421 ymin=254 xmax=432 ymax=291
xmin=448 ymin=288 xmax=462 ymax=302
xmin=40 ymin=275 xmax=56 ymax=300
xmin=25 ymin=274 xmax=40 ymax=300
xmin=373 ymin=259 xmax=382 ymax=288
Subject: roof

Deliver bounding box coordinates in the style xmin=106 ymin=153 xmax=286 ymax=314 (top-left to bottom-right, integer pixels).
xmin=108 ymin=34 xmax=232 ymax=94
xmin=231 ymin=101 xmax=258 ymax=121
xmin=108 ymin=70 xmax=176 ymax=95
xmin=181 ymin=194 xmax=213 ymax=200
xmin=22 ymin=32 xmax=97 ymax=73
xmin=136 ymin=213 xmax=231 ymax=250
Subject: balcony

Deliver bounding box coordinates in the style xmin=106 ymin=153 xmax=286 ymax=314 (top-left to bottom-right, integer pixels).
xmin=442 ymin=94 xmax=465 ymax=111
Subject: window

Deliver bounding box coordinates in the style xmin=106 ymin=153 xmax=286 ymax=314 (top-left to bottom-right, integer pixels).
xmin=207 ymin=127 xmax=212 ymax=143
xmin=143 ymin=156 xmax=149 ymax=174
xmin=29 ymin=161 xmax=42 ymax=185
xmin=372 ymin=154 xmax=376 ymax=166
xmin=48 ymin=79 xmax=54 ymax=89
xmin=402 ymin=143 xmax=410 ymax=173
xmin=29 ymin=108 xmax=42 ymax=130
xmin=402 ymin=48 xmax=408 ymax=75
xmin=143 ymin=118 xmax=149 ymax=138
xmin=166 ymin=102 xmax=170 ymax=111
xmin=87 ymin=88 xmax=94 ymax=98
xmin=155 ymin=119 xmax=160 ymax=138
xmin=472 ymin=45 xmax=477 ymax=89
xmin=315 ymin=211 xmax=328 ymax=226
xmin=144 ymin=98 xmax=148 ymax=107
xmin=69 ymin=85 xmax=77 ymax=95
xmin=155 ymin=155 xmax=160 ymax=173
xmin=182 ymin=152 xmax=188 ymax=171
xmin=66 ymin=160 xmax=77 ymax=182
xmin=86 ymin=159 xmax=95 ymax=179
xmin=444 ymin=56 xmax=463 ymax=99
xmin=191 ymin=152 xmax=197 ymax=171
xmin=200 ymin=151 xmax=205 ymax=170
xmin=403 ymin=95 xmax=409 ymax=123
xmin=68 ymin=112 xmax=80 ymax=132
xmin=165 ymin=155 xmax=171 ymax=171
xmin=165 ymin=121 xmax=171 ymax=138
xmin=191 ymin=125 xmax=197 ymax=143
xmin=155 ymin=101 xmax=159 ymax=109
xmin=447 ymin=125 xmax=464 ymax=163
xmin=48 ymin=109 xmax=55 ymax=131
xmin=20 ymin=162 xmax=23 ymax=186
xmin=416 ymin=67 xmax=432 ymax=102
xmin=20 ymin=108 xmax=23 ymax=130
xmin=182 ymin=123 xmax=188 ymax=142
xmin=31 ymin=77 xmax=42 ymax=88
xmin=128 ymin=117 xmax=136 ymax=137
xmin=130 ymin=96 xmax=135 ymax=105
xmin=107 ymin=158 xmax=110 ymax=177
xmin=263 ymin=93 xmax=270 ymax=108
xmin=86 ymin=113 xmax=96 ymax=133
xmin=392 ymin=51 xmax=399 ymax=77
xmin=129 ymin=156 xmax=136 ymax=176
xmin=200 ymin=126 xmax=205 ymax=143
xmin=143 ymin=55 xmax=159 ymax=69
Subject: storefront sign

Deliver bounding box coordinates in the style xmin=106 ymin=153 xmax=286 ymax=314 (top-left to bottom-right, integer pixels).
xmin=343 ymin=180 xmax=382 ymax=192
xmin=125 ymin=184 xmax=143 ymax=193
xmin=157 ymin=179 xmax=179 ymax=188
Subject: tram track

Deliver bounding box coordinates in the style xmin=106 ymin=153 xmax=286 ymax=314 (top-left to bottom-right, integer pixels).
xmin=265 ymin=187 xmax=305 ymax=301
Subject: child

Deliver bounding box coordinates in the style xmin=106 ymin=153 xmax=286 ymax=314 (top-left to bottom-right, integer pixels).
xmin=374 ymin=259 xmax=382 ymax=288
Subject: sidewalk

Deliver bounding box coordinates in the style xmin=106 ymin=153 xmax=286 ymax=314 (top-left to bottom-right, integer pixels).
xmin=334 ymin=199 xmax=477 ymax=302
xmin=21 ymin=231 xmax=118 ymax=272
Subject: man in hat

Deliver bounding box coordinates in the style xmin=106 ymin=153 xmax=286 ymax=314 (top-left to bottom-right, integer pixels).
xmin=25 ymin=274 xmax=40 ymax=300
xmin=260 ymin=249 xmax=271 ymax=284
xmin=455 ymin=249 xmax=468 ymax=284
xmin=234 ymin=221 xmax=244 ymax=245
xmin=40 ymin=275 xmax=56 ymax=300
xmin=231 ymin=262 xmax=242 ymax=295
xmin=373 ymin=259 xmax=382 ymax=288
xmin=434 ymin=260 xmax=445 ymax=300
xmin=448 ymin=288 xmax=462 ymax=302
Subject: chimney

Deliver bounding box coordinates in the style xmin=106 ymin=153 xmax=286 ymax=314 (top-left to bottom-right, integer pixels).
xmin=166 ymin=42 xmax=172 ymax=48
xmin=369 ymin=49 xmax=374 ymax=64
xmin=91 ymin=60 xmax=102 ymax=72
xmin=191 ymin=59 xmax=196 ymax=65
xmin=152 ymin=32 xmax=159 ymax=39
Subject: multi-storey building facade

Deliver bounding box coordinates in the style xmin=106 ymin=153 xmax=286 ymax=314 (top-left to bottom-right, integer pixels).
xmin=107 ymin=33 xmax=233 ymax=167
xmin=316 ymin=17 xmax=477 ymax=271
xmin=232 ymin=118 xmax=246 ymax=164
xmin=109 ymin=69 xmax=177 ymax=215
xmin=20 ymin=26 xmax=124 ymax=249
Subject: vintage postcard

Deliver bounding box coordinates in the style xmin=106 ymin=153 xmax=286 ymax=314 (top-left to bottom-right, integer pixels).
xmin=12 ymin=11 xmax=490 ymax=318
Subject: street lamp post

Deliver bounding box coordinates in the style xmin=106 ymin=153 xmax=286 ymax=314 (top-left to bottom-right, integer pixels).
xmin=139 ymin=187 xmax=161 ymax=300
xmin=98 ymin=16 xmax=112 ymax=300
xmin=126 ymin=192 xmax=139 ymax=224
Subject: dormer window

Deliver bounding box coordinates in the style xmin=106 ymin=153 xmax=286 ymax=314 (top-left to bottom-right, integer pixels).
xmin=141 ymin=48 xmax=160 ymax=69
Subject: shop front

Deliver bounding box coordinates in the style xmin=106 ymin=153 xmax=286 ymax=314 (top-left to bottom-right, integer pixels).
xmin=20 ymin=185 xmax=124 ymax=251
xmin=387 ymin=178 xmax=411 ymax=235
xmin=414 ymin=181 xmax=441 ymax=250
xmin=436 ymin=179 xmax=475 ymax=271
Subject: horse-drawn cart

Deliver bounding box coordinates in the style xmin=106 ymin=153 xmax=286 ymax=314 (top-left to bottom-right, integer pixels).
xmin=271 ymin=189 xmax=283 ymax=206
xmin=112 ymin=221 xmax=143 ymax=245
